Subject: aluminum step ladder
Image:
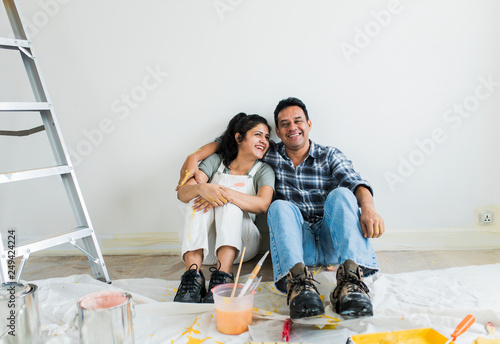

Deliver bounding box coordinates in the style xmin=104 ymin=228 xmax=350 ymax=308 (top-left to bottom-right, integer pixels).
xmin=0 ymin=0 xmax=111 ymax=283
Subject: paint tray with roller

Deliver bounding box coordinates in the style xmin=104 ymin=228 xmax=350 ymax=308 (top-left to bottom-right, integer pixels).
xmin=347 ymin=328 xmax=451 ymax=344
xmin=348 ymin=314 xmax=475 ymax=344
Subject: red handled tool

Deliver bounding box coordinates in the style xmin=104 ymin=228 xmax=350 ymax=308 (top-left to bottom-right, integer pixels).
xmin=282 ymin=318 xmax=292 ymax=342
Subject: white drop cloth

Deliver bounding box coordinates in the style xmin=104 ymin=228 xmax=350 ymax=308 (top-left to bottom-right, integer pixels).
xmin=33 ymin=263 xmax=500 ymax=343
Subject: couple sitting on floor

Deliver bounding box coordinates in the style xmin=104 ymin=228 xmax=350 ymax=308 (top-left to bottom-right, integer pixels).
xmin=174 ymin=97 xmax=385 ymax=319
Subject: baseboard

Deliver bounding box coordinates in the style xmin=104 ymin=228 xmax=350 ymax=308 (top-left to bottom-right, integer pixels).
xmin=16 ymin=227 xmax=500 ymax=256
xmin=371 ymin=227 xmax=500 ymax=251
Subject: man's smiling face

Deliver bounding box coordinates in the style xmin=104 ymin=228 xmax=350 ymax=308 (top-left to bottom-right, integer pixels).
xmin=275 ymin=105 xmax=312 ymax=151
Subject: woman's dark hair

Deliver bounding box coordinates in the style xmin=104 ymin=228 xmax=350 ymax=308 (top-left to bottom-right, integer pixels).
xmin=273 ymin=97 xmax=309 ymax=127
xmin=219 ymin=112 xmax=271 ymax=168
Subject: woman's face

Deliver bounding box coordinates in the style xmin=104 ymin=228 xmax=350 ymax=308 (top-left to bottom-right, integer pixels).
xmin=237 ymin=123 xmax=270 ymax=160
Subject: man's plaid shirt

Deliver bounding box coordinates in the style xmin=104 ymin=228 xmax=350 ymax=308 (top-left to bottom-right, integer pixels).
xmin=261 ymin=140 xmax=372 ymax=224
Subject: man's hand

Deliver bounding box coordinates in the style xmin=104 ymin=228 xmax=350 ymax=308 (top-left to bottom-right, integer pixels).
xmin=354 ymin=186 xmax=385 ymax=239
xmin=176 ymin=142 xmax=220 ymax=191
xmin=176 ymin=155 xmax=203 ymax=191
xmin=360 ymin=205 xmax=385 ymax=239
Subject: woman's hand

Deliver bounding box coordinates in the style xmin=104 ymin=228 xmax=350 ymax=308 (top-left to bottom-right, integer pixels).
xmin=217 ymin=185 xmax=273 ymax=215
xmin=192 ymin=184 xmax=231 ymax=212
xmin=192 ymin=197 xmax=213 ymax=213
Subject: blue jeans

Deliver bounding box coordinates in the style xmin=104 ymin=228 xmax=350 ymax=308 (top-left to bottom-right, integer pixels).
xmin=268 ymin=187 xmax=379 ymax=292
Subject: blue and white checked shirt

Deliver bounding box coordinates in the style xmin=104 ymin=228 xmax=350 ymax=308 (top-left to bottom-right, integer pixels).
xmin=261 ymin=140 xmax=372 ymax=224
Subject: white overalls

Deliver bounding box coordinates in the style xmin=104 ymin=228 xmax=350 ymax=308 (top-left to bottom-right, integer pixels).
xmin=180 ymin=161 xmax=263 ymax=265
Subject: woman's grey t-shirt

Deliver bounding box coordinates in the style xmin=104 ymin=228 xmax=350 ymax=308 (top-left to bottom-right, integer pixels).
xmin=198 ymin=153 xmax=275 ymax=192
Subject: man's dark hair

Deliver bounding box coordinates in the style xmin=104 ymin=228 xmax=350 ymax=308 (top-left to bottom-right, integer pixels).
xmin=273 ymin=97 xmax=309 ymax=127
xmin=219 ymin=113 xmax=271 ymax=168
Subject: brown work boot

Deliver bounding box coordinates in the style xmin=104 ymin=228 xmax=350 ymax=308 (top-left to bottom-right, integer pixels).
xmin=286 ymin=263 xmax=325 ymax=319
xmin=330 ymin=260 xmax=373 ymax=317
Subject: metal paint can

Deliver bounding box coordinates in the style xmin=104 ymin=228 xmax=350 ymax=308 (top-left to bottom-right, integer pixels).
xmin=77 ymin=290 xmax=135 ymax=344
xmin=0 ymin=281 xmax=42 ymax=344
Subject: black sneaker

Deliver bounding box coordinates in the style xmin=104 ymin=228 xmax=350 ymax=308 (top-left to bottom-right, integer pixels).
xmin=330 ymin=259 xmax=373 ymax=317
xmin=174 ymin=264 xmax=206 ymax=303
xmin=203 ymin=265 xmax=234 ymax=303
xmin=286 ymin=263 xmax=325 ymax=319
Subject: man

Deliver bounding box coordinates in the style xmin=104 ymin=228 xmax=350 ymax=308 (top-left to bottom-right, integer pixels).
xmin=176 ymin=97 xmax=385 ymax=319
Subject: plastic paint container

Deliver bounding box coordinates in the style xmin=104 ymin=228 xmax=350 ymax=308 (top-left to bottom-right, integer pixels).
xmin=0 ymin=281 xmax=41 ymax=344
xmin=213 ymin=283 xmax=255 ymax=335
xmin=77 ymin=290 xmax=135 ymax=344
xmin=348 ymin=328 xmax=451 ymax=344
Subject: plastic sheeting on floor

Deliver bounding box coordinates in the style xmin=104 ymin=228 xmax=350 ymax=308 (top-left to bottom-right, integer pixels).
xmin=35 ymin=263 xmax=500 ymax=343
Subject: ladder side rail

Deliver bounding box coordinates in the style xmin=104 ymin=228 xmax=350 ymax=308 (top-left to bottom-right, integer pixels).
xmin=5 ymin=0 xmax=94 ymax=230
xmin=3 ymin=0 xmax=111 ymax=283
xmin=60 ymin=171 xmax=92 ymax=228
xmin=4 ymin=0 xmax=70 ymax=165
xmin=3 ymin=0 xmax=27 ymax=40
xmin=4 ymin=0 xmax=69 ymax=168
xmin=4 ymin=0 xmax=75 ymax=172
xmin=21 ymin=55 xmax=99 ymax=235
xmin=19 ymin=44 xmax=48 ymax=102
xmin=4 ymin=0 xmax=47 ymax=103
xmin=0 ymin=233 xmax=10 ymax=283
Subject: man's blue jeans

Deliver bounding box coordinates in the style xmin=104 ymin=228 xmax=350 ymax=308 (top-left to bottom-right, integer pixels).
xmin=268 ymin=187 xmax=379 ymax=292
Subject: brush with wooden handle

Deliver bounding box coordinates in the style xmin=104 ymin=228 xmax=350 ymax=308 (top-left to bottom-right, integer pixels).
xmin=473 ymin=322 xmax=500 ymax=344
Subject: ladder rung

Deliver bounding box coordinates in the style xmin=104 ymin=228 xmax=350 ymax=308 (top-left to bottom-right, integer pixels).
xmin=0 ymin=37 xmax=30 ymax=49
xmin=11 ymin=226 xmax=93 ymax=257
xmin=0 ymin=165 xmax=72 ymax=184
xmin=0 ymin=102 xmax=51 ymax=112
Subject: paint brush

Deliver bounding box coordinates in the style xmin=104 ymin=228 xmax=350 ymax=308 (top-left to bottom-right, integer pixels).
xmin=248 ymin=276 xmax=262 ymax=295
xmin=445 ymin=314 xmax=475 ymax=344
xmin=231 ymin=246 xmax=246 ymax=298
xmin=238 ymin=250 xmax=269 ymax=297
xmin=486 ymin=322 xmax=498 ymax=338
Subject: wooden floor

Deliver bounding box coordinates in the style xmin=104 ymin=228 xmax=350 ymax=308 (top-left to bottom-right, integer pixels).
xmin=16 ymin=249 xmax=500 ymax=282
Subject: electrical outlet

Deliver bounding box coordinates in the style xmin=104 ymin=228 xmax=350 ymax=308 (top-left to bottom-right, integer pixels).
xmin=475 ymin=206 xmax=500 ymax=231
xmin=480 ymin=212 xmax=493 ymax=224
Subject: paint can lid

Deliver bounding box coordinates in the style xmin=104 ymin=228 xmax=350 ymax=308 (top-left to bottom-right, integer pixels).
xmin=78 ymin=290 xmax=132 ymax=311
xmin=0 ymin=280 xmax=31 ymax=299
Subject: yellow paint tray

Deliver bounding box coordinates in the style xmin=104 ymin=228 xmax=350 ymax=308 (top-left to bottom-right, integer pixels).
xmin=349 ymin=328 xmax=452 ymax=344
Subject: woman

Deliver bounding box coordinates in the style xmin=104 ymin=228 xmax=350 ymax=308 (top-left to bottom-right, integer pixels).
xmin=175 ymin=113 xmax=275 ymax=303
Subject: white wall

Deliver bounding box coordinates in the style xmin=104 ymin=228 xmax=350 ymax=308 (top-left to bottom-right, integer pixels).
xmin=1 ymin=0 xmax=499 ymax=253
